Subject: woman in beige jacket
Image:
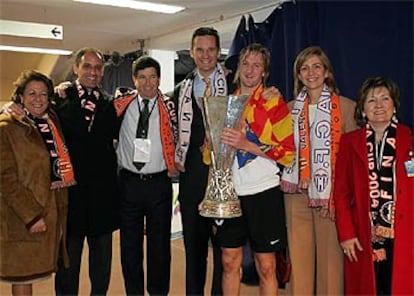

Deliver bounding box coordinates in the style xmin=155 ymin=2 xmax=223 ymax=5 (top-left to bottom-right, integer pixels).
xmin=281 ymin=46 xmax=358 ymax=295
xmin=0 ymin=70 xmax=75 ymax=295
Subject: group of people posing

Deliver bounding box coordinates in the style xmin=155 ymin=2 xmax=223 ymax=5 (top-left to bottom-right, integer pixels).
xmin=1 ymin=25 xmax=413 ymax=296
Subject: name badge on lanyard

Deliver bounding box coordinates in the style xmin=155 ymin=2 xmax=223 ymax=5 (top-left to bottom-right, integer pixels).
xmin=134 ymin=138 xmax=151 ymax=163
xmin=405 ymin=151 xmax=414 ymax=177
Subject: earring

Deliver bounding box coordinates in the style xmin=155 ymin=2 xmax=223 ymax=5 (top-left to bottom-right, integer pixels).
xmin=362 ymin=112 xmax=367 ymax=122
xmin=392 ymin=109 xmax=398 ymax=122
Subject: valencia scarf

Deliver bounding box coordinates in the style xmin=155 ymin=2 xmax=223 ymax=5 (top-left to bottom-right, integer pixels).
xmin=367 ymin=118 xmax=397 ymax=259
xmin=27 ymin=112 xmax=76 ymax=189
xmin=114 ymin=87 xmax=178 ymax=176
xmin=175 ymin=64 xmax=227 ymax=171
xmin=75 ymin=80 xmax=101 ymax=132
xmin=281 ymin=85 xmax=341 ymax=210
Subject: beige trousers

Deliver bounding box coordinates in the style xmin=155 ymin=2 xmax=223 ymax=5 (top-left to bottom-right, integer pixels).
xmin=284 ymin=194 xmax=343 ymax=295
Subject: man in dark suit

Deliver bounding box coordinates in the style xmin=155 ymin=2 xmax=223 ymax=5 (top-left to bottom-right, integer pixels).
xmin=171 ymin=27 xmax=229 ymax=296
xmin=52 ymin=47 xmax=120 ymax=295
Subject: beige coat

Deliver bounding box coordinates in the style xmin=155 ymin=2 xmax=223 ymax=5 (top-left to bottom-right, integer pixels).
xmin=287 ymin=95 xmax=358 ymax=134
xmin=0 ymin=111 xmax=69 ymax=281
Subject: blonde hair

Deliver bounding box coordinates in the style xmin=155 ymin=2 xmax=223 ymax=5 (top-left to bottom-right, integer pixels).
xmin=293 ymin=46 xmax=339 ymax=97
xmin=233 ymin=43 xmax=270 ymax=88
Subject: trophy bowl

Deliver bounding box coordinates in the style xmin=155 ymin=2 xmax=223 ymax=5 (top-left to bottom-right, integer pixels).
xmin=198 ymin=94 xmax=250 ymax=218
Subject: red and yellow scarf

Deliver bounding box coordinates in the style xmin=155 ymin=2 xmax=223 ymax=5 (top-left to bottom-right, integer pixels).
xmin=235 ymin=85 xmax=295 ymax=167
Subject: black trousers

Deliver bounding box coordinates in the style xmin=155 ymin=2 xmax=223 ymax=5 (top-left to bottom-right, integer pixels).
xmin=55 ymin=232 xmax=112 ymax=295
xmin=119 ymin=169 xmax=172 ymax=296
xmin=375 ymin=240 xmax=394 ymax=296
xmin=179 ymin=151 xmax=223 ymax=295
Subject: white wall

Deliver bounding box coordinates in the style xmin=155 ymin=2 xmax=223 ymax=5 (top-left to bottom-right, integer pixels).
xmin=148 ymin=49 xmax=175 ymax=93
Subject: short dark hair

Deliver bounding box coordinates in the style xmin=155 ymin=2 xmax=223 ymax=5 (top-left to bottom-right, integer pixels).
xmin=12 ymin=70 xmax=54 ymax=103
xmin=191 ymin=27 xmax=220 ymax=50
xmin=74 ymin=47 xmax=104 ymax=66
xmin=355 ymin=76 xmax=401 ymax=126
xmin=132 ymin=56 xmax=161 ymax=78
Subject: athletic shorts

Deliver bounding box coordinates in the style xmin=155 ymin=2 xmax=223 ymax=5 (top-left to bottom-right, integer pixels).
xmin=214 ymin=186 xmax=287 ymax=253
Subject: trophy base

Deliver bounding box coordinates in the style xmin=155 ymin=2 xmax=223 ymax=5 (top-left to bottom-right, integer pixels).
xmin=199 ymin=199 xmax=242 ymax=218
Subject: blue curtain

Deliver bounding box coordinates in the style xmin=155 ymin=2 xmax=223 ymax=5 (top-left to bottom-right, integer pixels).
xmin=225 ymin=15 xmax=248 ymax=85
xmin=225 ymin=0 xmax=413 ymax=129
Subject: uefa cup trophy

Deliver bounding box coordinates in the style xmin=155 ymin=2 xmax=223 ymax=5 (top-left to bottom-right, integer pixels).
xmin=198 ymin=94 xmax=250 ymax=218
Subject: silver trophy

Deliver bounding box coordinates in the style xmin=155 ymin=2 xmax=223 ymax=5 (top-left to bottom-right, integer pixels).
xmin=198 ymin=94 xmax=250 ymax=218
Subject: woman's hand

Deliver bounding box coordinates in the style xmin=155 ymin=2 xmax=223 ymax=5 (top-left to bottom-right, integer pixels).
xmin=318 ymin=207 xmax=330 ymax=219
xmin=317 ymin=207 xmax=336 ymax=221
xmin=341 ymin=237 xmax=363 ymax=262
xmin=299 ymin=179 xmax=310 ymax=190
xmin=29 ymin=218 xmax=47 ymax=233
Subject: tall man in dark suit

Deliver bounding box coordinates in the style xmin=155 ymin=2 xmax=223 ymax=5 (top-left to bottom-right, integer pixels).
xmin=171 ymin=27 xmax=228 ymax=296
xmin=52 ymin=47 xmax=120 ymax=295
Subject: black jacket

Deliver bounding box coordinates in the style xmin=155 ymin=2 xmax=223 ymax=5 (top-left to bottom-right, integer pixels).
xmin=52 ymin=83 xmax=120 ymax=236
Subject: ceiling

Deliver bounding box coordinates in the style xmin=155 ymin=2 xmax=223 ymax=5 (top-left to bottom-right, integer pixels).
xmin=0 ymin=0 xmax=283 ymax=92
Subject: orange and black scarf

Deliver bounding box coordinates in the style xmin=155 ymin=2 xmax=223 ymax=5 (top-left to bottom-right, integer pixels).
xmin=76 ymin=80 xmax=100 ymax=132
xmin=27 ymin=112 xmax=76 ymax=189
xmin=367 ymin=118 xmax=397 ymax=248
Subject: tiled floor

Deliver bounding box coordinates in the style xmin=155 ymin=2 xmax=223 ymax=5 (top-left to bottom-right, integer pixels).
xmin=1 ymin=231 xmax=266 ymax=295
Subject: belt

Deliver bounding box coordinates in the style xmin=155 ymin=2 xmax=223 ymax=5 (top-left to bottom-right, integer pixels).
xmin=120 ymin=168 xmax=167 ymax=181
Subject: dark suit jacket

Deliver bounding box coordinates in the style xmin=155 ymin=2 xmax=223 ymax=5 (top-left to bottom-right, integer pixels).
xmin=52 ymin=83 xmax=120 ymax=236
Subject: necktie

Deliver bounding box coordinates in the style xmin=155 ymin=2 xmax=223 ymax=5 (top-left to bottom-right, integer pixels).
xmin=134 ymin=99 xmax=150 ymax=170
xmin=202 ymin=77 xmax=212 ymax=165
xmin=203 ymin=77 xmax=212 ymax=97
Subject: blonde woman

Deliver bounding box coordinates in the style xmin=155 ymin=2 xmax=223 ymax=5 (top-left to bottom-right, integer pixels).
xmin=281 ymin=46 xmax=358 ymax=295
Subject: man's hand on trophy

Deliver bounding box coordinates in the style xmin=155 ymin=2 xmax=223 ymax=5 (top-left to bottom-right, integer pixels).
xmin=221 ymin=121 xmax=248 ymax=150
xmin=262 ymin=86 xmax=281 ymax=99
